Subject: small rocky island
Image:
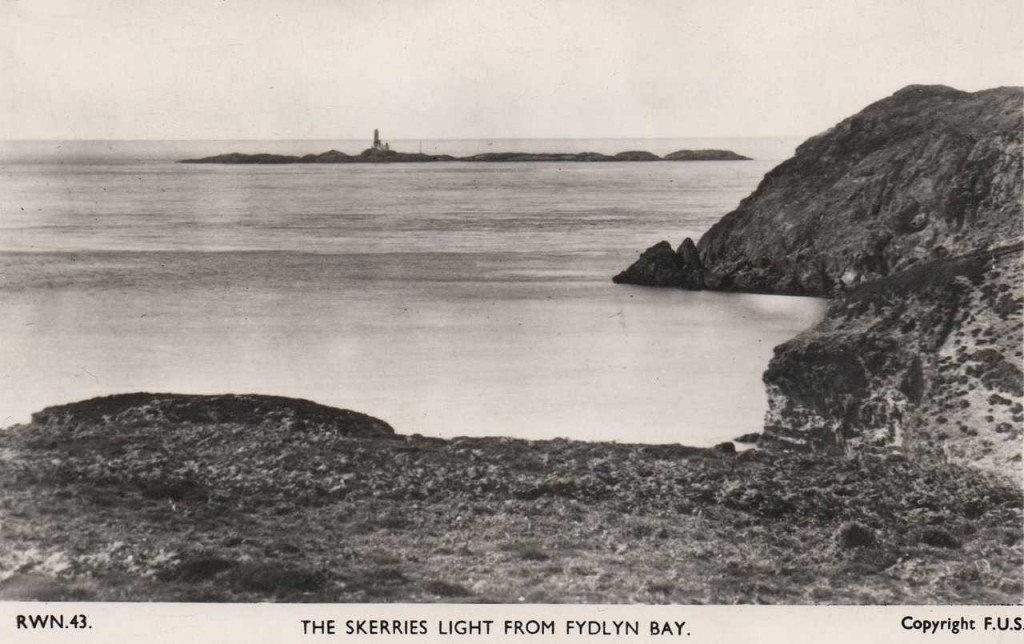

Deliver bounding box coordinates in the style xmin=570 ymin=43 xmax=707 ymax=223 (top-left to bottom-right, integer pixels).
xmin=181 ymin=129 xmax=751 ymax=164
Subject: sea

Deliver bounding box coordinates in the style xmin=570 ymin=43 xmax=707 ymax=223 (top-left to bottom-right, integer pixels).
xmin=0 ymin=137 xmax=825 ymax=445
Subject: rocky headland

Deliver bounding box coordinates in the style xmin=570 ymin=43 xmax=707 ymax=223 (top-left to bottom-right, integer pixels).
xmin=181 ymin=148 xmax=751 ymax=164
xmin=614 ymin=85 xmax=1023 ymax=483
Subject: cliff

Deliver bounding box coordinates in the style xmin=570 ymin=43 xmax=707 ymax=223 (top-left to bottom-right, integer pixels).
xmin=762 ymin=244 xmax=1022 ymax=478
xmin=614 ymin=85 xmax=1023 ymax=482
xmin=700 ymin=85 xmax=1022 ymax=295
xmin=616 ymin=85 xmax=1022 ymax=294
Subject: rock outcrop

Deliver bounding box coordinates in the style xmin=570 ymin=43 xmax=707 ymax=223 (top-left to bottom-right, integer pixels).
xmin=30 ymin=393 xmax=395 ymax=438
xmin=613 ymin=238 xmax=705 ymax=289
xmin=762 ymin=244 xmax=1022 ymax=476
xmin=615 ymin=85 xmax=1023 ymax=482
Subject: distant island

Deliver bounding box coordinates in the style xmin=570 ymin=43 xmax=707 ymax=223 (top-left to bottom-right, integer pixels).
xmin=181 ymin=129 xmax=751 ymax=164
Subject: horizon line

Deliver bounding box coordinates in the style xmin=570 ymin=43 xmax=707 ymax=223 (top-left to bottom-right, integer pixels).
xmin=0 ymin=134 xmax=809 ymax=143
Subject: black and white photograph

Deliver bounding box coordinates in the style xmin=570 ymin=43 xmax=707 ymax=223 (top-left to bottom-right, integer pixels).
xmin=0 ymin=0 xmax=1021 ymax=621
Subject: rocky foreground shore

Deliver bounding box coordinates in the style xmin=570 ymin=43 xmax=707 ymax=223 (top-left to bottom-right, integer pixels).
xmin=0 ymin=393 xmax=1020 ymax=603
xmin=615 ymin=85 xmax=1023 ymax=483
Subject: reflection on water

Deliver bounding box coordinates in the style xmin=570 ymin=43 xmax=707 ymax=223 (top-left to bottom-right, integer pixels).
xmin=0 ymin=141 xmax=822 ymax=443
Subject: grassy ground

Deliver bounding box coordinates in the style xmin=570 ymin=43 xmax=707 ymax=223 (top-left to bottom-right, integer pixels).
xmin=0 ymin=404 xmax=1020 ymax=604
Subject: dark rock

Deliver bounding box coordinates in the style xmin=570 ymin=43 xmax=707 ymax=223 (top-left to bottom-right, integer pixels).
xmin=989 ymin=393 xmax=1013 ymax=406
xmin=423 ymin=580 xmax=473 ymax=597
xmin=676 ymin=237 xmax=703 ymax=270
xmin=612 ymin=238 xmax=706 ymax=289
xmin=835 ymin=521 xmax=876 ymax=549
xmin=917 ymin=526 xmax=962 ymax=549
xmin=612 ymin=241 xmax=692 ymax=287
xmin=734 ymin=433 xmax=761 ymax=444
xmin=225 ymin=561 xmax=325 ymax=594
xmin=161 ymin=555 xmax=238 ymax=582
xmin=712 ymin=441 xmax=737 ymax=455
xmin=763 ymin=331 xmax=924 ymax=452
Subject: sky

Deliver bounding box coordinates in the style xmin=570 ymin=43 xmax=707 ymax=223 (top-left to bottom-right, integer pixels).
xmin=1 ymin=0 xmax=1021 ymax=140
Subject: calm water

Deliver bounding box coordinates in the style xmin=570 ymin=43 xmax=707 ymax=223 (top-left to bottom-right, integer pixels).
xmin=0 ymin=138 xmax=823 ymax=444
